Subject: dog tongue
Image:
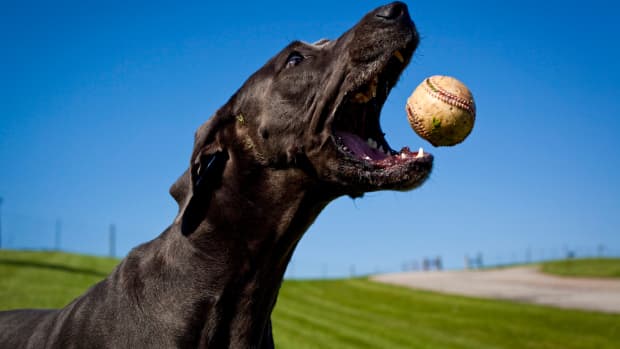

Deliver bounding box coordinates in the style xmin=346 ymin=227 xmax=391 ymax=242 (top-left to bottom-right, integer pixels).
xmin=336 ymin=131 xmax=388 ymax=161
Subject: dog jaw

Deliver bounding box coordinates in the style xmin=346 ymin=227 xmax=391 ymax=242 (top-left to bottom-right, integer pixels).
xmin=313 ymin=2 xmax=433 ymax=196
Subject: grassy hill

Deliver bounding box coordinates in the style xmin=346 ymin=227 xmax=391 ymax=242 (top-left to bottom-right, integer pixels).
xmin=541 ymin=258 xmax=620 ymax=278
xmin=1 ymin=250 xmax=619 ymax=348
xmin=0 ymin=250 xmax=119 ymax=309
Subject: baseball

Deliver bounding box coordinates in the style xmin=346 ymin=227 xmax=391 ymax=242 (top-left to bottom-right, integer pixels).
xmin=405 ymin=75 xmax=476 ymax=147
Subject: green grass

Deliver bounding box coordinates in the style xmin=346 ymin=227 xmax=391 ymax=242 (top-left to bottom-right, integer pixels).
xmin=1 ymin=250 xmax=619 ymax=348
xmin=541 ymin=258 xmax=620 ymax=278
xmin=0 ymin=250 xmax=119 ymax=309
xmin=273 ymin=279 xmax=620 ymax=349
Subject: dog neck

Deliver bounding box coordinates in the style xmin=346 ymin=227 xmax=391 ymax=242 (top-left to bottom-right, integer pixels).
xmin=175 ymin=164 xmax=331 ymax=348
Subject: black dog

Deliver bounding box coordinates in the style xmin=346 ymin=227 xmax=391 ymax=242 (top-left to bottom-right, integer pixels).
xmin=0 ymin=2 xmax=432 ymax=348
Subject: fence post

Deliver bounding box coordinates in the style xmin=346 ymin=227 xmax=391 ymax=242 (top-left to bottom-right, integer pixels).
xmin=109 ymin=224 xmax=116 ymax=258
xmin=0 ymin=197 xmax=3 ymax=249
xmin=55 ymin=219 xmax=62 ymax=251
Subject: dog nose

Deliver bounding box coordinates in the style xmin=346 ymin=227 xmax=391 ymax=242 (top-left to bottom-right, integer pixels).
xmin=375 ymin=2 xmax=407 ymax=21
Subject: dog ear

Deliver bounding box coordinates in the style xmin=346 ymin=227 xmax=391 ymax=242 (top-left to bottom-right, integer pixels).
xmin=170 ymin=169 xmax=191 ymax=217
xmin=170 ymin=112 xmax=232 ymax=235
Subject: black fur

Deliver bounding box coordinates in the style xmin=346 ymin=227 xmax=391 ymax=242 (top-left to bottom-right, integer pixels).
xmin=0 ymin=3 xmax=432 ymax=348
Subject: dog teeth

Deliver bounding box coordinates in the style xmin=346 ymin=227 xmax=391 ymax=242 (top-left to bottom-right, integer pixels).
xmin=367 ymin=138 xmax=378 ymax=149
xmin=416 ymin=147 xmax=424 ymax=158
xmin=353 ymin=77 xmax=380 ymax=103
xmin=393 ymin=50 xmax=405 ymax=63
xmin=369 ymin=77 xmax=378 ymax=98
xmin=354 ymin=92 xmax=372 ymax=103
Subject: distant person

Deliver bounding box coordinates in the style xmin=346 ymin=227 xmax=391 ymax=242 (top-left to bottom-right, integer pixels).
xmin=435 ymin=256 xmax=443 ymax=271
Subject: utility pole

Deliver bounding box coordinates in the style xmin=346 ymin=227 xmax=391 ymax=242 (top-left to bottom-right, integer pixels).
xmin=109 ymin=224 xmax=116 ymax=258
xmin=0 ymin=197 xmax=3 ymax=249
xmin=288 ymin=259 xmax=295 ymax=279
xmin=55 ymin=219 xmax=62 ymax=251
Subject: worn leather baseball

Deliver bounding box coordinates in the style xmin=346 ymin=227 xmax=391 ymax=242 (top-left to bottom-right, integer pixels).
xmin=406 ymin=75 xmax=476 ymax=147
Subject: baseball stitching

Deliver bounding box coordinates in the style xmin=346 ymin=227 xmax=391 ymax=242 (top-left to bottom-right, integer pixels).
xmin=423 ymin=77 xmax=476 ymax=117
xmin=406 ymin=104 xmax=437 ymax=145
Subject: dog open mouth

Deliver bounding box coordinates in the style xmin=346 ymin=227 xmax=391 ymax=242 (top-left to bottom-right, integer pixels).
xmin=328 ymin=48 xmax=433 ymax=192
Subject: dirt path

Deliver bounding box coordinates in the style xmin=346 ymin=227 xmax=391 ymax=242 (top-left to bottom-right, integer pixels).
xmin=371 ymin=266 xmax=620 ymax=313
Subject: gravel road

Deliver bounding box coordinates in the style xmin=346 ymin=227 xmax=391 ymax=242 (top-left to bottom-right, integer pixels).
xmin=371 ymin=266 xmax=620 ymax=313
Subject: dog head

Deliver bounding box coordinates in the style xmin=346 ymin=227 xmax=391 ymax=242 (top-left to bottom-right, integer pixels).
xmin=171 ymin=2 xmax=433 ymax=231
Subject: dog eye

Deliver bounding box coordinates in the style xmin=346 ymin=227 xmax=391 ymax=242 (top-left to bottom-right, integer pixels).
xmin=286 ymin=52 xmax=304 ymax=68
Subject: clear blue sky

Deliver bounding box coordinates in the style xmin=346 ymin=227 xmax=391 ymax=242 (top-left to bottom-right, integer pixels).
xmin=1 ymin=1 xmax=619 ymax=277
